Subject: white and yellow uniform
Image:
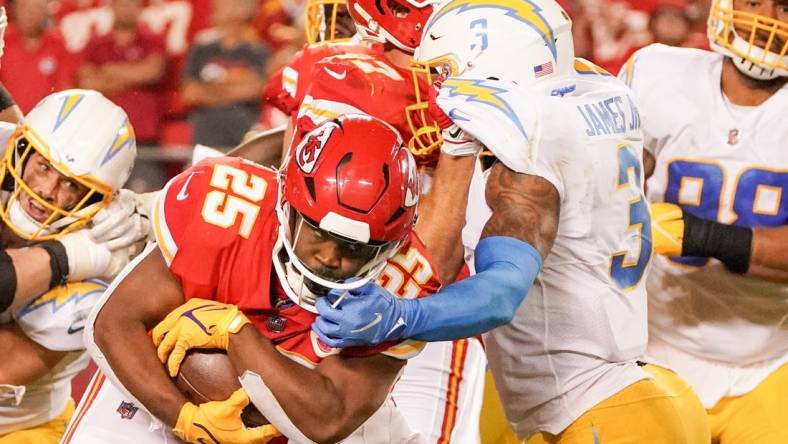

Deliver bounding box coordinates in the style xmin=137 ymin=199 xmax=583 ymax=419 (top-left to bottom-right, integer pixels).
xmin=623 ymin=43 xmax=788 ymax=442
xmin=0 ymin=280 xmax=106 ymax=443
xmin=446 ymin=61 xmax=708 ymax=443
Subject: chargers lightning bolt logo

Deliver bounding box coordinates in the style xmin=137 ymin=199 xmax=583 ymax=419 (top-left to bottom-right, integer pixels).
xmin=441 ymin=78 xmax=528 ymax=140
xmin=18 ymin=279 xmax=108 ymax=317
xmin=101 ymin=119 xmax=136 ymax=166
xmin=53 ymin=94 xmax=85 ymax=131
xmin=427 ymin=0 xmax=558 ymax=60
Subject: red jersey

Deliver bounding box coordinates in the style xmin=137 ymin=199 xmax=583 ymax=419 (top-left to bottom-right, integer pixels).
xmin=81 ymin=25 xmax=166 ymax=142
xmin=152 ymin=156 xmax=438 ymax=366
xmin=0 ymin=25 xmax=78 ymax=113
xmin=262 ymin=41 xmax=378 ymax=119
xmin=294 ymin=51 xmax=438 ymax=166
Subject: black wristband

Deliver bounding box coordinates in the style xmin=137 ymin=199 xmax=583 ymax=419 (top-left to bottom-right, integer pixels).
xmin=39 ymin=241 xmax=69 ymax=288
xmin=0 ymin=83 xmax=16 ymax=112
xmin=682 ymin=211 xmax=753 ymax=274
xmin=0 ymin=249 xmax=17 ymax=312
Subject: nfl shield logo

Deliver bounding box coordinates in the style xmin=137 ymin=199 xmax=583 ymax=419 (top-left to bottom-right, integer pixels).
xmin=727 ymin=129 xmax=740 ymax=145
xmin=117 ymin=401 xmax=139 ymax=420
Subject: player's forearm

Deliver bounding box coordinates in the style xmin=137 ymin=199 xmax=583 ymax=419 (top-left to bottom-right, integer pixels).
xmin=0 ymin=322 xmax=66 ymax=385
xmin=228 ymin=326 xmax=373 ymax=443
xmin=95 ymin=310 xmax=187 ymax=426
xmin=747 ymin=226 xmax=788 ymax=281
xmin=100 ymin=56 xmax=165 ymax=86
xmin=227 ymin=124 xmax=286 ymax=167
xmin=415 ymin=154 xmax=476 ymax=283
xmin=5 ymin=247 xmax=53 ymax=312
xmin=405 ymin=236 xmax=542 ymax=341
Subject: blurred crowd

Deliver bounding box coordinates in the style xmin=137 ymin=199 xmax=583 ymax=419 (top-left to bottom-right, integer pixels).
xmin=0 ymin=0 xmax=712 ymax=178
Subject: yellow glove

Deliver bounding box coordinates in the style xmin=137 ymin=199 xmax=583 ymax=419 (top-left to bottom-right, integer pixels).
xmin=650 ymin=202 xmax=685 ymax=256
xmin=152 ymin=298 xmax=251 ymax=377
xmin=174 ymin=388 xmax=280 ymax=444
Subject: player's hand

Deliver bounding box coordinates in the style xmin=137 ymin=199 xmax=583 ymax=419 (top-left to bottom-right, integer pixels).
xmin=313 ymin=282 xmax=417 ymax=348
xmin=89 ymin=189 xmax=150 ymax=250
xmin=152 ymin=298 xmax=251 ymax=377
xmin=59 ymin=229 xmax=112 ymax=281
xmin=651 ymin=202 xmax=684 ymax=256
xmin=174 ymin=388 xmax=280 ymax=444
xmin=428 ymin=76 xmax=483 ymax=157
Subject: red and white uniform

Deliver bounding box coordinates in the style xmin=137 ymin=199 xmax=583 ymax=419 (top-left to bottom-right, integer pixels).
xmin=64 ymin=157 xmax=438 ymax=443
xmin=263 ymin=41 xmax=378 ymax=122
xmin=295 ymin=52 xmax=484 ymax=443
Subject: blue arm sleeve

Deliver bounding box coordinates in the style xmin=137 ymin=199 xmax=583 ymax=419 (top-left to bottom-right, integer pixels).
xmin=401 ymin=236 xmax=542 ymax=342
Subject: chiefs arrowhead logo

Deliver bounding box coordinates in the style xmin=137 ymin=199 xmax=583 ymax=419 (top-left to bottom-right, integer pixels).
xmin=296 ymin=123 xmax=337 ymax=174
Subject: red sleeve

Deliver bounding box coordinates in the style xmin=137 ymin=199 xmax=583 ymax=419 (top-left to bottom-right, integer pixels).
xmin=262 ymin=67 xmax=298 ymax=116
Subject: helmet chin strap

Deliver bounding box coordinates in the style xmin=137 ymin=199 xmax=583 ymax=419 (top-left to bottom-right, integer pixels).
xmin=7 ymin=198 xmax=54 ymax=238
xmin=271 ymin=237 xmax=321 ymax=313
xmin=731 ymin=56 xmax=780 ymax=81
xmin=727 ymin=31 xmax=784 ymax=81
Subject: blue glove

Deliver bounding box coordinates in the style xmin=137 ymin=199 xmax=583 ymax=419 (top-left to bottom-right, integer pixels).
xmin=312 ymin=282 xmax=418 ymax=348
xmin=313 ymin=236 xmax=542 ymax=346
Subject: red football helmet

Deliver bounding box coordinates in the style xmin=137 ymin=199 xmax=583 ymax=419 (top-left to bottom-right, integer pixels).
xmin=273 ymin=114 xmax=419 ymax=311
xmin=347 ymin=0 xmax=435 ymax=53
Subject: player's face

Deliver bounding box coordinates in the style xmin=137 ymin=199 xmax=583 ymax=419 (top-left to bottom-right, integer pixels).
xmin=292 ymin=219 xmax=381 ymax=283
xmin=331 ymin=4 xmax=356 ymax=39
xmin=20 ymin=152 xmax=89 ymax=223
xmin=733 ymin=0 xmax=788 ymax=52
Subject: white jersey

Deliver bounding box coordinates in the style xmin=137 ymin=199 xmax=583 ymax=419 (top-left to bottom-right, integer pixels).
xmin=442 ymin=61 xmax=650 ymax=437
xmin=623 ymin=44 xmax=788 ymax=403
xmin=0 ymin=280 xmax=106 ymax=435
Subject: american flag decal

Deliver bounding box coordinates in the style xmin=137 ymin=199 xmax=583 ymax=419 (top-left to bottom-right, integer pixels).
xmin=534 ymin=61 xmax=554 ymax=78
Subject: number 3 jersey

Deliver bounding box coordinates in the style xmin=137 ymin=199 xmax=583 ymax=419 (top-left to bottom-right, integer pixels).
xmin=152 ymin=156 xmax=437 ymax=367
xmin=623 ymin=44 xmax=788 ymax=399
xmin=446 ymin=62 xmax=651 ymax=437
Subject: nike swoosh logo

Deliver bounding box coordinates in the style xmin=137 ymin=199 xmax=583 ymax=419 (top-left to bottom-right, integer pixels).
xmin=67 ymin=325 xmax=84 ymax=334
xmin=176 ymin=172 xmax=195 ymax=201
xmin=323 ymin=67 xmax=347 ymax=80
xmin=386 ymin=317 xmax=407 ymax=337
xmin=351 ymin=313 xmax=383 ymax=333
xmin=429 ymin=33 xmax=442 ymax=41
xmin=448 ymin=127 xmax=462 ymax=139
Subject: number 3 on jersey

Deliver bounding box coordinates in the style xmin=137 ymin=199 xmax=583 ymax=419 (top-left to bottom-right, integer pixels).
xmin=610 ymin=144 xmax=652 ymax=290
xmin=201 ymin=164 xmax=268 ymax=238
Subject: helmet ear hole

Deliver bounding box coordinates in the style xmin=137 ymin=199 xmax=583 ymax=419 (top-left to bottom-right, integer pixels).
xmin=304 ymin=176 xmax=317 ymax=201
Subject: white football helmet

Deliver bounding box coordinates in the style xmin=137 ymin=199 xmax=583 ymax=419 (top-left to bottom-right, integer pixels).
xmin=0 ymin=89 xmax=136 ymax=240
xmin=406 ymin=0 xmax=575 ymax=154
xmin=708 ymin=0 xmax=788 ymax=80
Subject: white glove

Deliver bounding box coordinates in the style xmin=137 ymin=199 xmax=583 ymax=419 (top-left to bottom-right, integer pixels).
xmin=59 ymin=229 xmax=111 ymax=281
xmin=440 ymin=124 xmax=483 ymax=157
xmin=89 ymin=190 xmax=151 ymax=250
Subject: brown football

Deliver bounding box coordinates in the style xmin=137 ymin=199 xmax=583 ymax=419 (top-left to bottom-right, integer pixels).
xmin=173 ymin=349 xmax=269 ymax=427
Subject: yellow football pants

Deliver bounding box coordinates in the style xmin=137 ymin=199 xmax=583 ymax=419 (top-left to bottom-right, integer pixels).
xmin=521 ymin=364 xmax=710 ymax=444
xmin=0 ymin=398 xmax=75 ymax=444
xmin=708 ymin=363 xmax=788 ymax=444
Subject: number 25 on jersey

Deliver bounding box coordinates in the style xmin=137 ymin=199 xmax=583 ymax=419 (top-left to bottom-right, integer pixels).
xmin=201 ymin=164 xmax=268 ymax=238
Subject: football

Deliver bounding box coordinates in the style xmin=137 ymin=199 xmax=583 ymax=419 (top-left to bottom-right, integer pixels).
xmin=173 ymin=349 xmax=269 ymax=427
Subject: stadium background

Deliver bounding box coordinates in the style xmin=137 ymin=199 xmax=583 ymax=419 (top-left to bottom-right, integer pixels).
xmin=1 ymin=0 xmax=714 ymax=439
